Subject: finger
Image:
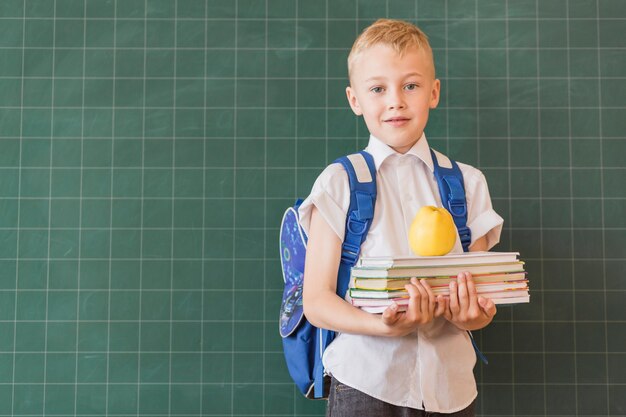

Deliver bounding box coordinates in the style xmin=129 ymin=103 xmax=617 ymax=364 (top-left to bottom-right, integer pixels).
xmin=478 ymin=296 xmax=497 ymax=318
xmin=448 ymin=280 xmax=460 ymax=315
xmin=434 ymin=295 xmax=446 ymax=317
xmin=420 ymin=279 xmax=437 ymax=315
xmin=410 ymin=277 xmax=429 ymax=305
xmin=404 ymin=281 xmax=421 ymax=318
xmin=465 ymin=272 xmax=479 ymax=312
xmin=442 ymin=297 xmax=452 ymax=321
xmin=411 ymin=278 xmax=430 ymax=318
xmin=381 ymin=302 xmax=401 ymax=325
xmin=411 ymin=277 xmax=427 ymax=295
xmin=456 ymin=272 xmax=470 ymax=311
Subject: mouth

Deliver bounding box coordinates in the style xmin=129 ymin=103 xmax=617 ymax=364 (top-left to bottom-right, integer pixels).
xmin=384 ymin=117 xmax=411 ymax=126
xmin=384 ymin=117 xmax=410 ymax=122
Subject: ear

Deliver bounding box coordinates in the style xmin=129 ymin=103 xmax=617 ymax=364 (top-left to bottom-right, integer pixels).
xmin=345 ymin=86 xmax=363 ymax=116
xmin=429 ymin=79 xmax=441 ymax=109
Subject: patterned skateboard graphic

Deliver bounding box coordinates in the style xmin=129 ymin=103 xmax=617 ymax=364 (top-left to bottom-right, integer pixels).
xmin=279 ymin=207 xmax=307 ymax=338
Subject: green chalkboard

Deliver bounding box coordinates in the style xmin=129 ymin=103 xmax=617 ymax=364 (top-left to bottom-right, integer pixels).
xmin=1 ymin=0 xmax=625 ymax=415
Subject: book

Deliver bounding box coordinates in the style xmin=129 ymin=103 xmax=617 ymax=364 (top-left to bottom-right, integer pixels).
xmin=352 ymin=289 xmax=529 ymax=305
xmin=355 ymin=251 xmax=520 ymax=269
xmin=350 ymin=289 xmax=411 ymax=299
xmin=359 ymin=295 xmax=530 ymax=314
xmin=353 ymin=272 xmax=527 ymax=291
xmin=351 ymin=261 xmax=525 ymax=279
xmin=350 ymin=280 xmax=529 ymax=299
xmin=350 ymin=251 xmax=530 ymax=312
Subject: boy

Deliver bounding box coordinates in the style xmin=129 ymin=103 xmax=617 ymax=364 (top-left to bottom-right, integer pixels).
xmin=298 ymin=19 xmax=504 ymax=416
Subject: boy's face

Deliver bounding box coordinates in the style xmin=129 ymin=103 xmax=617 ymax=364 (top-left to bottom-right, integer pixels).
xmin=346 ymin=44 xmax=440 ymax=154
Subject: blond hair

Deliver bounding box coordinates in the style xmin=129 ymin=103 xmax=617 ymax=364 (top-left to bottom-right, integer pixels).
xmin=347 ymin=19 xmax=435 ymax=79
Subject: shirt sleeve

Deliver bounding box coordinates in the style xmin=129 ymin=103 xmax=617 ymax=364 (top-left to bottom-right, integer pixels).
xmin=463 ymin=168 xmax=504 ymax=250
xmin=298 ymin=163 xmax=350 ymax=242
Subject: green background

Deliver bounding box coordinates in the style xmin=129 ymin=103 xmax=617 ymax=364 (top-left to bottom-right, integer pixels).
xmin=1 ymin=0 xmax=625 ymax=415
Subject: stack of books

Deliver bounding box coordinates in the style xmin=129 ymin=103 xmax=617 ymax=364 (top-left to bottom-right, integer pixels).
xmin=350 ymin=252 xmax=528 ymax=313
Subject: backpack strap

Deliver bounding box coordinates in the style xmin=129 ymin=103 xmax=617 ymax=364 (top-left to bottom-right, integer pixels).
xmin=430 ymin=149 xmax=489 ymax=365
xmin=333 ymin=150 xmax=377 ymax=296
xmin=314 ymin=151 xmax=377 ymax=397
xmin=430 ymin=148 xmax=471 ymax=252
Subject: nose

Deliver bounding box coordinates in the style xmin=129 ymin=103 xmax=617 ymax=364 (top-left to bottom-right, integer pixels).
xmin=387 ymin=88 xmax=406 ymax=110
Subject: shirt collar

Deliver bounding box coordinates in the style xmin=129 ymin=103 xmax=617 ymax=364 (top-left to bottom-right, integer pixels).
xmin=365 ymin=133 xmax=434 ymax=172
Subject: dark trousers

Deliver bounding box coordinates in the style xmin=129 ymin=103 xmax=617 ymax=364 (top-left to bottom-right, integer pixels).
xmin=326 ymin=377 xmax=475 ymax=417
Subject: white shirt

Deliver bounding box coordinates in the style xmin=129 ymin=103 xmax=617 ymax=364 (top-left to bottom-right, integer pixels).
xmin=298 ymin=134 xmax=504 ymax=412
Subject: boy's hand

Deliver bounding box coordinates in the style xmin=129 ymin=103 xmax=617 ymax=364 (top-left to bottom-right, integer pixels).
xmin=380 ymin=278 xmax=445 ymax=337
xmin=442 ymin=271 xmax=497 ymax=331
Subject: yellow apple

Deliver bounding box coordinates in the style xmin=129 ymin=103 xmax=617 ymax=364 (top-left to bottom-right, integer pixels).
xmin=408 ymin=206 xmax=457 ymax=256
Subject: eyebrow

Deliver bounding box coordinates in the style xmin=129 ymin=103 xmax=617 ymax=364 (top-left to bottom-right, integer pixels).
xmin=364 ymin=72 xmax=425 ymax=83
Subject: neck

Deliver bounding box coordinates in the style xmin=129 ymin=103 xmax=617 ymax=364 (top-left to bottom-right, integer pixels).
xmin=390 ymin=137 xmax=420 ymax=154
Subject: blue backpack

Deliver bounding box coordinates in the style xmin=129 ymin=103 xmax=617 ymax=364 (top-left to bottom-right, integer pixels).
xmin=279 ymin=148 xmax=477 ymax=399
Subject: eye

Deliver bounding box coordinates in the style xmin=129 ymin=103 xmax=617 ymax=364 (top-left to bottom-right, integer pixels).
xmin=370 ymin=86 xmax=384 ymax=93
xmin=404 ymin=83 xmax=418 ymax=91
